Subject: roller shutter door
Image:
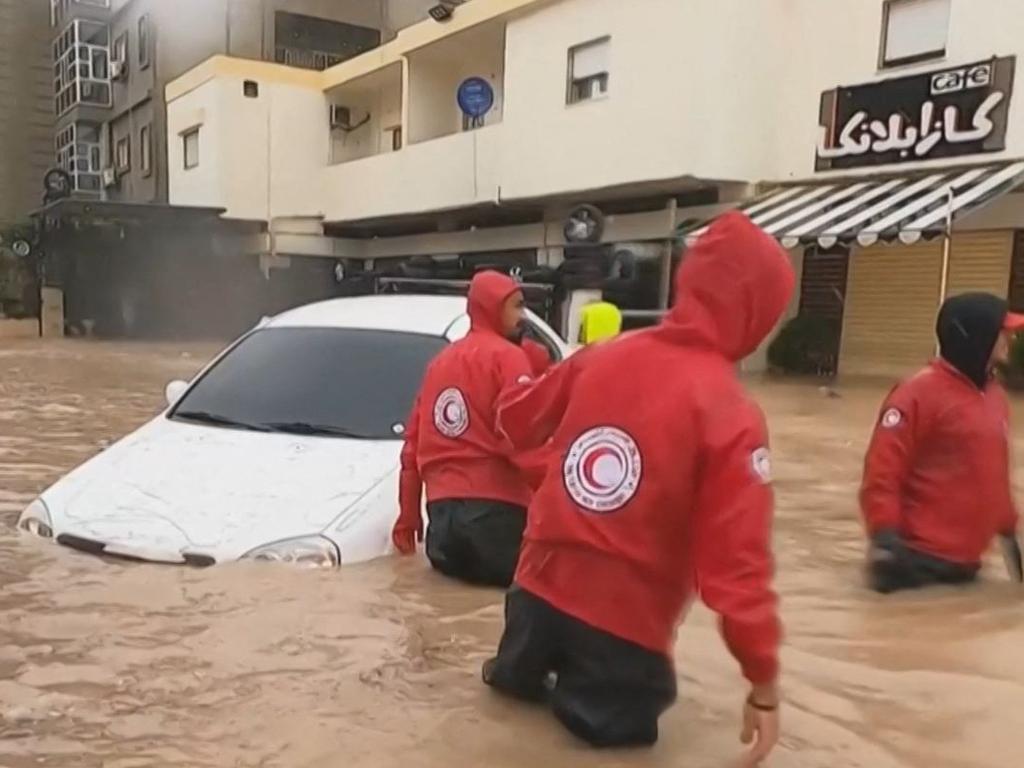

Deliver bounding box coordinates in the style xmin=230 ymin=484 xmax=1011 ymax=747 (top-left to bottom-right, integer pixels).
xmin=946 ymin=230 xmax=1012 ymax=298
xmin=840 ymin=241 xmax=941 ymax=377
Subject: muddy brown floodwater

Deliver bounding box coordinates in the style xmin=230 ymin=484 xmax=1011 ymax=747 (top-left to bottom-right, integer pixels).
xmin=2 ymin=339 xmax=1024 ymax=768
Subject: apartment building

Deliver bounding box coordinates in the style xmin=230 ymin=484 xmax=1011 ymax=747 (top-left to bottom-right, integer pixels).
xmin=50 ymin=0 xmax=440 ymax=203
xmin=0 ymin=0 xmax=52 ymax=225
xmin=161 ymin=0 xmax=1024 ymax=375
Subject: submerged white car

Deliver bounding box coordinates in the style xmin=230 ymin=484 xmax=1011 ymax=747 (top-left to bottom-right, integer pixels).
xmin=18 ymin=294 xmax=567 ymax=567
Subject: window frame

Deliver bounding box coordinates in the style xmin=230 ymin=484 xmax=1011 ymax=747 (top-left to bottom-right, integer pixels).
xmin=138 ymin=14 xmax=151 ymax=69
xmin=115 ymin=133 xmax=130 ymax=174
xmin=879 ymin=0 xmax=950 ymax=69
xmin=113 ymin=30 xmax=128 ymax=69
xmin=140 ymin=123 xmax=152 ymax=177
xmin=566 ymin=36 xmax=611 ymax=106
xmin=182 ymin=127 xmax=200 ymax=170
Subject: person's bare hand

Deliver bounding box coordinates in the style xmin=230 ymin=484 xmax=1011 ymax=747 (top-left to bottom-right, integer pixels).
xmin=734 ymin=685 xmax=780 ymax=768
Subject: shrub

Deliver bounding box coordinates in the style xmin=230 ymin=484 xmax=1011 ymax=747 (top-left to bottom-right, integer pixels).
xmin=767 ymin=314 xmax=840 ymax=376
xmin=1000 ymin=332 xmax=1024 ymax=390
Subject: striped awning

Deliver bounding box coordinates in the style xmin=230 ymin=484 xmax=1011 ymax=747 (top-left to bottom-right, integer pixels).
xmin=681 ymin=161 xmax=1024 ymax=249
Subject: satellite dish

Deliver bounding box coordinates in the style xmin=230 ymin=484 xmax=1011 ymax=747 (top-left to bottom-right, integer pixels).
xmin=11 ymin=240 xmax=30 ymax=258
xmin=563 ymin=204 xmax=605 ymax=244
xmin=42 ymin=168 xmax=72 ymax=203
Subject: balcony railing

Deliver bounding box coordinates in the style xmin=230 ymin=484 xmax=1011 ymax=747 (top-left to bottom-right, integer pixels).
xmin=274 ymin=45 xmax=346 ymax=72
xmin=53 ymin=19 xmax=112 ymax=117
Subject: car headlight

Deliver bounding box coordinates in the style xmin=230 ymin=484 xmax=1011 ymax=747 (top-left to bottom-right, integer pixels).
xmin=18 ymin=499 xmax=54 ymax=539
xmin=242 ymin=535 xmax=340 ymax=568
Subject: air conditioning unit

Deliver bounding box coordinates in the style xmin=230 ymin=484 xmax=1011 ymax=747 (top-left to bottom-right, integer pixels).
xmin=110 ymin=59 xmax=126 ymax=81
xmin=330 ymin=105 xmax=351 ymax=130
xmin=101 ymin=167 xmax=116 ymax=187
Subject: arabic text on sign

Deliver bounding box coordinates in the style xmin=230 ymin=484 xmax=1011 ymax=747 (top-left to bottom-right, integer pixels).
xmin=817 ymin=91 xmax=1005 ymax=161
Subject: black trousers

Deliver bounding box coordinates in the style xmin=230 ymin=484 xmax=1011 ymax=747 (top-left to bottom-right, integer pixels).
xmin=483 ymin=586 xmax=677 ymax=748
xmin=425 ymin=499 xmax=526 ymax=588
xmin=869 ymin=546 xmax=979 ymax=594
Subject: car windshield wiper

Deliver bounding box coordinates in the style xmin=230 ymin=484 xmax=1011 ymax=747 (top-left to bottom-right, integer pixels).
xmin=262 ymin=421 xmax=374 ymax=439
xmin=173 ymin=410 xmax=271 ymax=432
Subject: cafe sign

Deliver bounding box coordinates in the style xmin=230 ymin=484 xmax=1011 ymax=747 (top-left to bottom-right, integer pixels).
xmin=815 ymin=56 xmax=1015 ymax=171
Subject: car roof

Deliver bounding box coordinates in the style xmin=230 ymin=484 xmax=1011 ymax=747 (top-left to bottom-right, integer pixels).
xmin=266 ymin=294 xmax=467 ymax=337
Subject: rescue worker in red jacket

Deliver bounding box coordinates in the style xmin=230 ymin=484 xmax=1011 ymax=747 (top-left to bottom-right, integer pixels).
xmin=482 ymin=212 xmax=791 ymax=765
xmin=861 ymin=292 xmax=1024 ymax=594
xmin=392 ymin=270 xmax=536 ymax=587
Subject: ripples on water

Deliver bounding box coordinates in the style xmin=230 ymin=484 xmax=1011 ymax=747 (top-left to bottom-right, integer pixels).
xmin=1 ymin=340 xmax=1023 ymax=767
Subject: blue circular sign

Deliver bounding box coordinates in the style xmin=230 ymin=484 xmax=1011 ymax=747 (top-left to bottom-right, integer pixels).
xmin=457 ymin=77 xmax=495 ymax=119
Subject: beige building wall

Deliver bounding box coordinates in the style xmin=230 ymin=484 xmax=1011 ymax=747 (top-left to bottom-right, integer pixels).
xmin=168 ymin=70 xmax=329 ymax=220
xmin=165 ymin=0 xmax=1024 ymax=224
xmin=769 ymin=0 xmax=1024 ymax=181
xmin=0 ymin=0 xmax=53 ymax=224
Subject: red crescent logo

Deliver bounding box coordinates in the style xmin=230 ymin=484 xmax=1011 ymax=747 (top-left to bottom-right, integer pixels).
xmin=563 ymin=427 xmax=641 ymax=514
xmin=433 ymin=388 xmax=469 ymax=438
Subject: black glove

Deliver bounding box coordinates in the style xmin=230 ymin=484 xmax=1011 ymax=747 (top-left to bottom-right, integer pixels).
xmin=999 ymin=534 xmax=1023 ymax=583
xmin=870 ymin=529 xmax=907 ymax=563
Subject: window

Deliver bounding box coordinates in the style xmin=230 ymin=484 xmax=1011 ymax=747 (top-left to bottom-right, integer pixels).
xmin=140 ymin=124 xmax=152 ymax=177
xmin=567 ymin=37 xmax=610 ymax=104
xmin=115 ymin=134 xmax=130 ymax=173
xmin=170 ymin=328 xmax=448 ymax=440
xmin=113 ymin=32 xmax=127 ymax=65
xmin=881 ymin=0 xmax=950 ymax=68
xmin=138 ymin=14 xmax=150 ymax=69
xmin=112 ymin=31 xmax=128 ymax=79
xmin=183 ymin=128 xmax=199 ymax=170
xmin=243 ymin=79 xmax=259 ymax=98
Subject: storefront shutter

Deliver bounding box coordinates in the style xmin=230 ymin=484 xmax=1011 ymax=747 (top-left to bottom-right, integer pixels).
xmin=946 ymin=231 xmax=1013 ymax=298
xmin=840 ymin=241 xmax=941 ymax=377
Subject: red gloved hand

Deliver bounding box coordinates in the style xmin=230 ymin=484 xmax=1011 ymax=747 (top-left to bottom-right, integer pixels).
xmin=392 ymin=520 xmax=423 ymax=555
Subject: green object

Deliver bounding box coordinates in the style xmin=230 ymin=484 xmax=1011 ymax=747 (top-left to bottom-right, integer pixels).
xmin=767 ymin=314 xmax=841 ymax=375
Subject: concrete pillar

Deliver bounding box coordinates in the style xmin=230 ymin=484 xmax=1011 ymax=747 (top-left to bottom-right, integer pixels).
xmin=40 ymin=287 xmax=64 ymax=338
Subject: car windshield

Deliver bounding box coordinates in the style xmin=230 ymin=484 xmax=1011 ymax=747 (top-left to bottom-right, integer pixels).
xmin=170 ymin=327 xmax=447 ymax=440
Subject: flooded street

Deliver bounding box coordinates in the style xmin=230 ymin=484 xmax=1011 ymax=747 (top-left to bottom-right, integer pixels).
xmin=2 ymin=340 xmax=1023 ymax=768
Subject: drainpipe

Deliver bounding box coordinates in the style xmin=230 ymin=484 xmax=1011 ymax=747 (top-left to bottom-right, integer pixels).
xmin=659 ymin=197 xmax=677 ymax=309
xmin=936 ymin=185 xmax=955 ymax=354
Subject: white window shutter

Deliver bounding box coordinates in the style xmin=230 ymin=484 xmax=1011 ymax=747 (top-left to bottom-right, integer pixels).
xmin=572 ymin=39 xmax=610 ymax=80
xmin=885 ymin=0 xmax=950 ymax=62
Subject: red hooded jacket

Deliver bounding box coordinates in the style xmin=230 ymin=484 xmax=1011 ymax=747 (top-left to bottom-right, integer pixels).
xmin=396 ymin=272 xmax=534 ymax=540
xmin=496 ymin=212 xmax=793 ymax=684
xmin=860 ymin=360 xmax=1018 ymax=565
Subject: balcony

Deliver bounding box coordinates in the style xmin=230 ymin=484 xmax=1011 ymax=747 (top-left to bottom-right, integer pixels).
xmin=55 ymin=122 xmax=103 ymax=196
xmin=50 ymin=0 xmax=110 ymax=28
xmin=327 ymin=63 xmax=403 ymax=165
xmin=321 ymin=124 xmax=503 ymax=223
xmin=406 ymin=19 xmax=505 ymax=144
xmin=53 ymin=19 xmax=112 ymax=118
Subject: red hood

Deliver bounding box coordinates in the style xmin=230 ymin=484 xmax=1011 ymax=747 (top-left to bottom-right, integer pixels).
xmin=468 ymin=270 xmax=520 ymax=335
xmin=657 ymin=212 xmax=795 ymax=361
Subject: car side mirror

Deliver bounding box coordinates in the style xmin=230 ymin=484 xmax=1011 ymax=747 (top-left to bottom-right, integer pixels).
xmin=165 ymin=380 xmax=188 ymax=407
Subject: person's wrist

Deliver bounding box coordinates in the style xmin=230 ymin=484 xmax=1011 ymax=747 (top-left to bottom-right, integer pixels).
xmin=749 ymin=682 xmax=780 ymax=710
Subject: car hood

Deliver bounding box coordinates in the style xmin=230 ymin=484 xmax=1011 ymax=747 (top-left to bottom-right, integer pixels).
xmin=42 ymin=418 xmax=401 ymax=561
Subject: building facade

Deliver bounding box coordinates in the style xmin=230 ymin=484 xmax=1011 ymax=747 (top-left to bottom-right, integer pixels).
xmin=164 ymin=0 xmax=1024 ymax=375
xmin=50 ymin=0 xmax=440 ymax=203
xmin=0 ymin=0 xmax=52 ymax=225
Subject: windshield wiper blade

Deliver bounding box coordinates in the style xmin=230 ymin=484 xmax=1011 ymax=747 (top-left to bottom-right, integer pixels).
xmin=262 ymin=421 xmax=373 ymax=439
xmin=174 ymin=410 xmax=271 ymax=432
